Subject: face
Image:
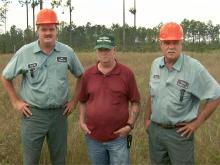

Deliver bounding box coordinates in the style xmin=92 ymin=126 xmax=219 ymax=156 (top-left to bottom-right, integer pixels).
xmin=37 ymin=24 xmax=58 ymax=47
xmin=160 ymin=40 xmax=182 ymax=63
xmin=96 ymin=47 xmax=115 ymax=64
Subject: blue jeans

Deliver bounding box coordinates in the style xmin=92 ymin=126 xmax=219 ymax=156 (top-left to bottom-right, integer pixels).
xmin=85 ymin=135 xmax=130 ymax=165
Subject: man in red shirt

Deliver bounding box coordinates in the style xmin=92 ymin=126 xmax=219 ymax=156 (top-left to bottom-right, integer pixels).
xmin=79 ymin=33 xmax=140 ymax=165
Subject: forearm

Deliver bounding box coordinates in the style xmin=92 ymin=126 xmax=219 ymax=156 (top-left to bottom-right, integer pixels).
xmin=145 ymin=96 xmax=152 ymax=121
xmin=1 ymin=75 xmax=20 ymax=103
xmin=177 ymin=97 xmax=220 ymax=137
xmin=79 ymin=102 xmax=87 ymax=124
xmin=127 ymin=102 xmax=140 ymax=125
xmin=70 ymin=76 xmax=82 ymax=103
xmin=196 ymin=97 xmax=220 ymax=125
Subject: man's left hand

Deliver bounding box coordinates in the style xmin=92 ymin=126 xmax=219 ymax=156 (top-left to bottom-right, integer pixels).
xmin=176 ymin=120 xmax=200 ymax=137
xmin=113 ymin=126 xmax=131 ymax=137
xmin=63 ymin=100 xmax=77 ymax=116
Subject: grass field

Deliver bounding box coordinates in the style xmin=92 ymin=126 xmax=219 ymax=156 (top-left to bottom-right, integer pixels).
xmin=0 ymin=51 xmax=220 ymax=165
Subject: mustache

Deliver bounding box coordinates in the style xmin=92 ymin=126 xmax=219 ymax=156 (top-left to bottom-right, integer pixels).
xmin=44 ymin=35 xmax=52 ymax=38
xmin=167 ymin=49 xmax=176 ymax=53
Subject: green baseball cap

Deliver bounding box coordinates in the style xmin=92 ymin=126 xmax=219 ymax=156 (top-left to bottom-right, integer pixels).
xmin=94 ymin=34 xmax=115 ymax=49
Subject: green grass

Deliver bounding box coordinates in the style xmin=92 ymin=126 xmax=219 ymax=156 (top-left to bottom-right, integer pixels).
xmin=0 ymin=51 xmax=220 ymax=164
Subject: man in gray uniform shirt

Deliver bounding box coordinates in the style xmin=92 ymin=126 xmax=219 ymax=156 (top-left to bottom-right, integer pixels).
xmin=145 ymin=22 xmax=220 ymax=165
xmin=1 ymin=9 xmax=84 ymax=165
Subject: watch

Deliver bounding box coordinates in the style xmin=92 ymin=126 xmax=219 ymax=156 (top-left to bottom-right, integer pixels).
xmin=126 ymin=123 xmax=134 ymax=130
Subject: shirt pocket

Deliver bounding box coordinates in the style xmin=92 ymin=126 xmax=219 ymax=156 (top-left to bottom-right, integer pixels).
xmin=170 ymin=85 xmax=191 ymax=105
xmin=26 ymin=67 xmax=42 ymax=85
xmin=56 ymin=62 xmax=68 ymax=79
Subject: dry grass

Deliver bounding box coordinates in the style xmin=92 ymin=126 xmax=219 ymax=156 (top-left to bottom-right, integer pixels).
xmin=0 ymin=51 xmax=220 ymax=164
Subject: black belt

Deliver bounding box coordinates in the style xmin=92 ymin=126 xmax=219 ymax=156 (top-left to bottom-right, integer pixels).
xmin=152 ymin=121 xmax=185 ymax=129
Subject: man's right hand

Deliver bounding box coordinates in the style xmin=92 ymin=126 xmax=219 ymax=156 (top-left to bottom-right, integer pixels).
xmin=145 ymin=119 xmax=151 ymax=130
xmin=80 ymin=122 xmax=91 ymax=135
xmin=12 ymin=100 xmax=32 ymax=117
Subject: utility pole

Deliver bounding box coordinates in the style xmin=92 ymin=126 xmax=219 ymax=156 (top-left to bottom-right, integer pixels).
xmin=31 ymin=0 xmax=38 ymax=38
xmin=123 ymin=0 xmax=125 ymax=51
xmin=67 ymin=0 xmax=74 ymax=44
xmin=134 ymin=0 xmax=136 ymax=29
xmin=129 ymin=0 xmax=136 ymax=29
xmin=39 ymin=0 xmax=43 ymax=9
xmin=4 ymin=9 xmax=6 ymax=33
xmin=19 ymin=0 xmax=31 ymax=30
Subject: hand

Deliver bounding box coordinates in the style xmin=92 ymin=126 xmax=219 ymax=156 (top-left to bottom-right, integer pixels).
xmin=12 ymin=100 xmax=32 ymax=117
xmin=80 ymin=122 xmax=91 ymax=134
xmin=176 ymin=120 xmax=199 ymax=138
xmin=113 ymin=126 xmax=131 ymax=137
xmin=145 ymin=119 xmax=151 ymax=130
xmin=63 ymin=100 xmax=77 ymax=116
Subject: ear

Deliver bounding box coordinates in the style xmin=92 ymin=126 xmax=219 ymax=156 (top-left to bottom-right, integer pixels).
xmin=56 ymin=25 xmax=59 ymax=35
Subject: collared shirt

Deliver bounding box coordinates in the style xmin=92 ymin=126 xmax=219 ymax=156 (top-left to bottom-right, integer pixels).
xmin=3 ymin=40 xmax=84 ymax=109
xmin=79 ymin=61 xmax=140 ymax=142
xmin=149 ymin=54 xmax=220 ymax=124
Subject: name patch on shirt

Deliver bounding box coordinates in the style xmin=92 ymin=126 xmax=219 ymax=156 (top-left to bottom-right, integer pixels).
xmin=153 ymin=75 xmax=160 ymax=79
xmin=57 ymin=57 xmax=67 ymax=62
xmin=28 ymin=63 xmax=37 ymax=70
xmin=177 ymin=79 xmax=189 ymax=89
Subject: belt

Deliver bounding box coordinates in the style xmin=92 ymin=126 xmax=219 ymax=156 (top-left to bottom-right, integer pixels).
xmin=29 ymin=105 xmax=64 ymax=110
xmin=152 ymin=121 xmax=186 ymax=129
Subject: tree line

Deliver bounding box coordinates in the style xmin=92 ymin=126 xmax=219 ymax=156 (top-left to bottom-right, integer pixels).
xmin=0 ymin=19 xmax=220 ymax=53
xmin=1 ymin=0 xmax=220 ymax=53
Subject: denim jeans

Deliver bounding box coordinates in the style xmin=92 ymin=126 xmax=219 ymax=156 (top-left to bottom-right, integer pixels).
xmin=85 ymin=135 xmax=130 ymax=165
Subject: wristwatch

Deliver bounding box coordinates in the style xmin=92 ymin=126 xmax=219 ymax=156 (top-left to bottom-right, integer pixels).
xmin=126 ymin=123 xmax=134 ymax=130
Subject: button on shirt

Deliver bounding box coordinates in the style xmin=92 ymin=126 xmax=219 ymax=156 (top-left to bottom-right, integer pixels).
xmin=2 ymin=41 xmax=84 ymax=109
xmin=149 ymin=54 xmax=220 ymax=124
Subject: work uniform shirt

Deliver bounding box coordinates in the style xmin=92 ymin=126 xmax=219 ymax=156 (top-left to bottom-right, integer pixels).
xmin=79 ymin=61 xmax=140 ymax=142
xmin=2 ymin=41 xmax=84 ymax=109
xmin=149 ymin=54 xmax=220 ymax=125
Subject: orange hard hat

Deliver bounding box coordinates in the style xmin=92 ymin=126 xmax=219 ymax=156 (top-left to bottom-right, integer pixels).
xmin=159 ymin=22 xmax=184 ymax=41
xmin=36 ymin=8 xmax=59 ymax=25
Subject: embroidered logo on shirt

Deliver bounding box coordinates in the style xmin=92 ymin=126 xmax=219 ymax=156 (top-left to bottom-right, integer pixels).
xmin=28 ymin=63 xmax=37 ymax=71
xmin=153 ymin=75 xmax=160 ymax=79
xmin=177 ymin=80 xmax=189 ymax=89
xmin=57 ymin=57 xmax=67 ymax=62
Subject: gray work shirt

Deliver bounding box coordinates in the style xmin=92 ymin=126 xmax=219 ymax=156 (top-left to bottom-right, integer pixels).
xmin=2 ymin=41 xmax=84 ymax=109
xmin=149 ymin=54 xmax=220 ymax=124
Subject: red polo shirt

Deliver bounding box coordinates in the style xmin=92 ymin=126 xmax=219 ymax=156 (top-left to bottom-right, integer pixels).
xmin=79 ymin=61 xmax=140 ymax=142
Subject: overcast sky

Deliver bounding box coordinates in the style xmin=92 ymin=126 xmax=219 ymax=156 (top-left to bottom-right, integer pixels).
xmin=1 ymin=0 xmax=220 ymax=32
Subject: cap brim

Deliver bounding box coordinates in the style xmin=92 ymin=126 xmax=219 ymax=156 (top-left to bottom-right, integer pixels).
xmin=94 ymin=44 xmax=114 ymax=50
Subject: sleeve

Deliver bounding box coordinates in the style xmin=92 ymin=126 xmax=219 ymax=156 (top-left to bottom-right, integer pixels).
xmin=149 ymin=63 xmax=154 ymax=95
xmin=149 ymin=60 xmax=160 ymax=96
xmin=191 ymin=65 xmax=220 ymax=101
xmin=128 ymin=71 xmax=140 ymax=103
xmin=2 ymin=51 xmax=25 ymax=80
xmin=68 ymin=48 xmax=84 ymax=77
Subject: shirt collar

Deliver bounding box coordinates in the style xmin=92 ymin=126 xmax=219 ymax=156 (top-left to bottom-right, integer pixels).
xmin=33 ymin=41 xmax=61 ymax=54
xmin=159 ymin=54 xmax=184 ymax=71
xmin=172 ymin=54 xmax=183 ymax=71
xmin=92 ymin=59 xmax=121 ymax=75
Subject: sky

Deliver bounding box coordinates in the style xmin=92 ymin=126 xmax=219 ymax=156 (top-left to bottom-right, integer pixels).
xmin=1 ymin=0 xmax=220 ymax=32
